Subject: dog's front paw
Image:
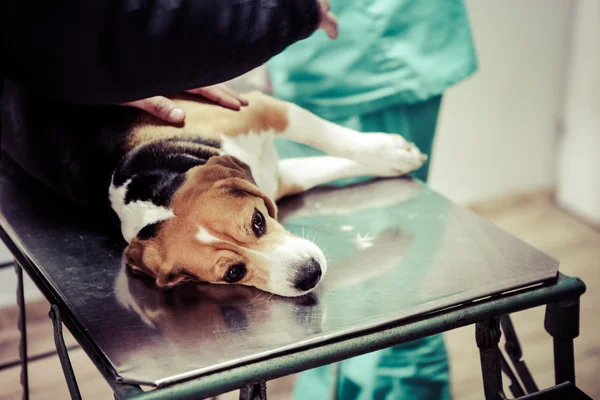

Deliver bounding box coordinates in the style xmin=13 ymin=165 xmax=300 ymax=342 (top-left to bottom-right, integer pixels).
xmin=353 ymin=133 xmax=427 ymax=176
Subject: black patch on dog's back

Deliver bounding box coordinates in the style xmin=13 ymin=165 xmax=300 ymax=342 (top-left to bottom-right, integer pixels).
xmin=113 ymin=141 xmax=218 ymax=187
xmin=113 ymin=138 xmax=220 ymax=207
xmin=125 ymin=172 xmax=186 ymax=206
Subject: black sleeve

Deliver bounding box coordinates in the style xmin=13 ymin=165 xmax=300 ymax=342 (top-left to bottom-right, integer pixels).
xmin=1 ymin=0 xmax=319 ymax=104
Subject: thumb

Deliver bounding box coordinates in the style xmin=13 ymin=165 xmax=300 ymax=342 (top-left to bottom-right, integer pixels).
xmin=121 ymin=96 xmax=186 ymax=124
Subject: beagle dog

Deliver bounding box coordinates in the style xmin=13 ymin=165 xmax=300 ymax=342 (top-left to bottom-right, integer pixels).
xmin=1 ymin=87 xmax=426 ymax=297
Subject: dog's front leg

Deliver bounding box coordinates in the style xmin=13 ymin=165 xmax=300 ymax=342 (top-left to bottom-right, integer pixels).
xmin=280 ymin=102 xmax=427 ymax=176
xmin=276 ymin=156 xmax=402 ymax=200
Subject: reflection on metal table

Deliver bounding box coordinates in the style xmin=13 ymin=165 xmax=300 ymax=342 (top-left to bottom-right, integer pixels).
xmin=0 ymin=160 xmax=589 ymax=400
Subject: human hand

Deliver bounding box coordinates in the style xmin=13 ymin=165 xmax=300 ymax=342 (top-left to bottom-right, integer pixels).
xmin=317 ymin=0 xmax=338 ymax=39
xmin=120 ymin=84 xmax=249 ymax=124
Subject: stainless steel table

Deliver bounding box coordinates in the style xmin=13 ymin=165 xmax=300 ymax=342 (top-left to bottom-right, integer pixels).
xmin=0 ymin=159 xmax=588 ymax=400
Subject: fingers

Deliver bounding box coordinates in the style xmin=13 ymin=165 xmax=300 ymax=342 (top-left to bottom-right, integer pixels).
xmin=320 ymin=11 xmax=338 ymax=39
xmin=264 ymin=69 xmax=273 ymax=94
xmin=317 ymin=0 xmax=338 ymax=39
xmin=220 ymin=85 xmax=249 ymax=106
xmin=118 ymin=84 xmax=248 ymax=126
xmin=121 ymin=96 xmax=185 ymax=124
xmin=187 ymin=84 xmax=248 ymax=110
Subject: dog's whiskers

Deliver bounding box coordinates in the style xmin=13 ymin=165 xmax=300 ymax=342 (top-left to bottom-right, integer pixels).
xmin=247 ymin=291 xmax=264 ymax=305
xmin=257 ymin=292 xmax=275 ymax=304
xmin=315 ymin=240 xmax=328 ymax=251
xmin=307 ymin=225 xmax=322 ymax=241
xmin=313 ymin=233 xmax=324 ymax=246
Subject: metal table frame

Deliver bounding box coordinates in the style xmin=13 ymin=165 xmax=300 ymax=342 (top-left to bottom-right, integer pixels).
xmin=0 ymin=234 xmax=588 ymax=400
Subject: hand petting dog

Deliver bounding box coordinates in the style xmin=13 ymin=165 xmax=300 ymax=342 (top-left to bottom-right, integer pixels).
xmin=120 ymin=84 xmax=249 ymax=124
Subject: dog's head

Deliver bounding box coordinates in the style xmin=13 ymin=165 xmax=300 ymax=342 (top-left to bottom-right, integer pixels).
xmin=124 ymin=155 xmax=326 ymax=297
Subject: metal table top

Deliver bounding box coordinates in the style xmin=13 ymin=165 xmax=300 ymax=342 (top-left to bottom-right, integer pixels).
xmin=0 ymin=162 xmax=559 ymax=388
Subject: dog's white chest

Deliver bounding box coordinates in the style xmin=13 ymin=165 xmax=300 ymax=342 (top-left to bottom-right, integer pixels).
xmin=220 ymin=131 xmax=279 ymax=199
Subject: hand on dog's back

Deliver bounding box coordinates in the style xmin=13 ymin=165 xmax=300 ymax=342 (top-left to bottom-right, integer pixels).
xmin=120 ymin=84 xmax=249 ymax=124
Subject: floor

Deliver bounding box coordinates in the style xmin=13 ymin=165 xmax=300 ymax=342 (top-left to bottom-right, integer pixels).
xmin=0 ymin=190 xmax=598 ymax=399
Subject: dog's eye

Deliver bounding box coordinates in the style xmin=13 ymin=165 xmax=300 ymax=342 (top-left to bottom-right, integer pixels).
xmin=252 ymin=209 xmax=266 ymax=237
xmin=224 ymin=263 xmax=247 ymax=283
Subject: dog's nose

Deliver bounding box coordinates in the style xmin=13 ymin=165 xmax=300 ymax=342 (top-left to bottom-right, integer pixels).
xmin=294 ymin=258 xmax=322 ymax=291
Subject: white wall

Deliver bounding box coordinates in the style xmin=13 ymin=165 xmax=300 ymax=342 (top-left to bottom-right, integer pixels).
xmin=429 ymin=0 xmax=574 ymax=204
xmin=556 ymin=0 xmax=600 ymax=226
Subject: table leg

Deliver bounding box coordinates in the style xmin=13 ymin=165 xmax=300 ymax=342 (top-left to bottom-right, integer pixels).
xmin=239 ymin=381 xmax=267 ymax=400
xmin=499 ymin=352 xmax=525 ymax=398
xmin=49 ymin=304 xmax=83 ymax=400
xmin=544 ymin=297 xmax=580 ymax=385
xmin=15 ymin=262 xmax=29 ymax=400
xmin=475 ymin=318 xmax=506 ymax=400
xmin=500 ymin=314 xmax=538 ymax=394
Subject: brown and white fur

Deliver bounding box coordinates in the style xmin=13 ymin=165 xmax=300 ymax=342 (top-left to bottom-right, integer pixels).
xmin=1 ymin=87 xmax=426 ymax=297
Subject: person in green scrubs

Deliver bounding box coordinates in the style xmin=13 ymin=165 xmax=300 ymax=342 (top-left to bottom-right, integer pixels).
xmin=267 ymin=0 xmax=478 ymax=398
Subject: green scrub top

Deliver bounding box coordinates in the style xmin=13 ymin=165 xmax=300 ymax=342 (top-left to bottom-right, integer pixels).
xmin=267 ymin=0 xmax=478 ymax=121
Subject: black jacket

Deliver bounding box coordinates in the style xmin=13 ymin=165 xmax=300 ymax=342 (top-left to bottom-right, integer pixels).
xmin=1 ymin=0 xmax=319 ymax=104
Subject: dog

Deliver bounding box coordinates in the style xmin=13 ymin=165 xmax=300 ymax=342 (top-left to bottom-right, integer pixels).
xmin=1 ymin=82 xmax=426 ymax=297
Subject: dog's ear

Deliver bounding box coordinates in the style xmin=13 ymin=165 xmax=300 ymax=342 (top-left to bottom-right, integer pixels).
xmin=124 ymin=238 xmax=155 ymax=278
xmin=199 ymin=155 xmax=278 ymax=218
xmin=217 ymin=177 xmax=278 ymax=219
xmin=201 ymin=155 xmax=257 ymax=184
xmin=125 ymin=238 xmax=185 ymax=288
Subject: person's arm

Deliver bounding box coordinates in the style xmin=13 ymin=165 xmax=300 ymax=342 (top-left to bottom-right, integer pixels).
xmin=1 ymin=0 xmax=325 ymax=105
